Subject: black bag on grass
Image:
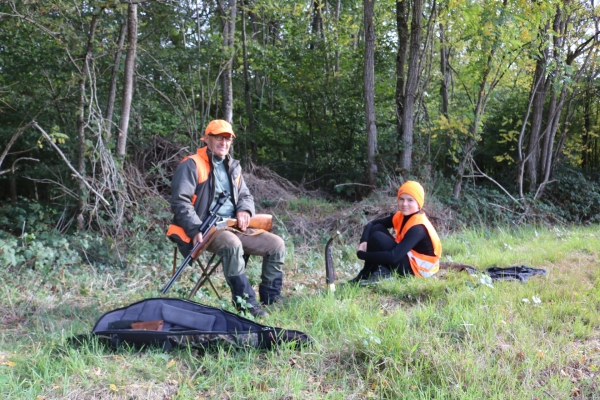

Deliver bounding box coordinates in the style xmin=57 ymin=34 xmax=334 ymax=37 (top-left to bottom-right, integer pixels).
xmin=458 ymin=265 xmax=547 ymax=282
xmin=89 ymin=298 xmax=310 ymax=351
xmin=485 ymin=266 xmax=547 ymax=282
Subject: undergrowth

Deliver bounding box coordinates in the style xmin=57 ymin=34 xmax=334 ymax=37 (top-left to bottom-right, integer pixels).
xmin=1 ymin=171 xmax=600 ymax=398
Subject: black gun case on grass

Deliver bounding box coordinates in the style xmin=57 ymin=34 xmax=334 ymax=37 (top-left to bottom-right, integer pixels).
xmin=90 ymin=298 xmax=310 ymax=351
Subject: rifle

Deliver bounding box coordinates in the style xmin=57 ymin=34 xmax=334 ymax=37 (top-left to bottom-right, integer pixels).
xmin=189 ymin=213 xmax=273 ymax=259
xmin=162 ymin=194 xmax=274 ymax=295
xmin=162 ymin=191 xmax=230 ymax=295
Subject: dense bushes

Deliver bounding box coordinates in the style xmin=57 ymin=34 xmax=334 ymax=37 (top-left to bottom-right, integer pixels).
xmin=542 ymin=166 xmax=600 ymax=224
xmin=2 ymin=165 xmax=599 ymax=271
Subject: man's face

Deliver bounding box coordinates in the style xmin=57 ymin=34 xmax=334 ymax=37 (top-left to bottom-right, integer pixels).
xmin=205 ymin=133 xmax=233 ymax=158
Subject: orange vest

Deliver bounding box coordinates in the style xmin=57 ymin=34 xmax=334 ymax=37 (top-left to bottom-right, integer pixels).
xmin=166 ymin=148 xmax=212 ymax=244
xmin=392 ymin=212 xmax=442 ymax=278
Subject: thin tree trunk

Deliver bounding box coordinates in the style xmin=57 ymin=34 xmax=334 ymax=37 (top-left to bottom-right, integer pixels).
xmin=539 ymin=88 xmax=557 ymax=176
xmin=452 ymin=137 xmax=475 ymax=198
xmin=334 ymin=0 xmax=341 ymax=73
xmin=399 ymin=0 xmax=423 ymax=174
xmin=241 ymin=0 xmax=256 ymax=160
xmin=116 ymin=3 xmax=138 ymax=159
xmin=364 ymin=0 xmax=377 ymax=186
xmin=104 ymin=18 xmax=127 ymax=141
xmin=524 ymin=57 xmax=548 ymax=191
xmin=395 ymin=0 xmax=409 ymax=168
xmin=582 ymin=79 xmax=592 ymax=170
xmin=439 ymin=22 xmax=452 ymax=175
xmin=552 ymin=98 xmax=574 ymax=170
xmin=452 ymin=54 xmax=492 ymax=199
xmin=310 ymin=0 xmax=323 ymax=49
xmin=218 ymin=0 xmax=237 ymax=123
xmin=516 ymin=71 xmax=543 ymax=199
xmin=10 ymin=174 xmax=17 ymax=205
xmin=76 ymin=13 xmax=101 ymax=229
xmin=536 ymin=82 xmax=568 ymax=199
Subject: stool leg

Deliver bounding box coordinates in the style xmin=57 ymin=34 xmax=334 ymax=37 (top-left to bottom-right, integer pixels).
xmin=188 ymin=254 xmax=223 ymax=300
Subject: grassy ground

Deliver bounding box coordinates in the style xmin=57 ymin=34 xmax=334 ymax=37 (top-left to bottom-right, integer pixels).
xmin=1 ymin=224 xmax=599 ymax=399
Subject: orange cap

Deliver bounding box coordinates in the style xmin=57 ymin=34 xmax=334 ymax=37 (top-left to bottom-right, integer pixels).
xmin=202 ymin=119 xmax=236 ymax=140
xmin=397 ymin=181 xmax=425 ymax=209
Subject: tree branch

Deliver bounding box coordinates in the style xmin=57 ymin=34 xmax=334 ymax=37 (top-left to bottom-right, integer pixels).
xmin=463 ymin=158 xmax=521 ymax=205
xmin=0 ymin=121 xmax=35 ymax=172
xmin=31 ymin=121 xmax=110 ymax=206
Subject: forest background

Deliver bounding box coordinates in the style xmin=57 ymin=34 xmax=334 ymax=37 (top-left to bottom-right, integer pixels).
xmin=1 ymin=1 xmax=600 ymax=398
xmin=2 ymin=0 xmax=600 ymax=236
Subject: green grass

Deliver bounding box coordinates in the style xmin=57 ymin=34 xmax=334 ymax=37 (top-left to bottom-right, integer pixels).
xmin=1 ymin=224 xmax=599 ymax=399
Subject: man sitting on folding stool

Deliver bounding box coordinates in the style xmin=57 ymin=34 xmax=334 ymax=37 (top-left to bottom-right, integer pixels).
xmin=166 ymin=119 xmax=285 ymax=318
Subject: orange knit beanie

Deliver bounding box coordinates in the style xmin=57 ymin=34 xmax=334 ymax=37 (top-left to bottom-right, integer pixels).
xmin=397 ymin=181 xmax=425 ymax=209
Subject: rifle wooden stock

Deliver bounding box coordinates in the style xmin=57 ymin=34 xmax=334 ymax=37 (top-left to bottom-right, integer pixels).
xmin=228 ymin=214 xmax=273 ymax=231
xmin=190 ymin=214 xmax=273 ymax=259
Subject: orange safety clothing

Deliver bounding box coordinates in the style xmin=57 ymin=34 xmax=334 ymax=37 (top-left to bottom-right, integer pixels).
xmin=392 ymin=212 xmax=442 ymax=278
xmin=166 ymin=147 xmax=248 ymax=244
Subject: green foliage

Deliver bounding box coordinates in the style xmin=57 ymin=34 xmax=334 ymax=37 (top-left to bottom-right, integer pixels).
xmin=540 ymin=166 xmax=600 ymax=224
xmin=0 ymin=197 xmax=174 ymax=271
xmin=3 ymin=0 xmax=600 ymax=218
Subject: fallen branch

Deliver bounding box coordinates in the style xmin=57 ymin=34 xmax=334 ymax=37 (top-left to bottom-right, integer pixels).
xmin=32 ymin=121 xmax=110 ymax=206
xmin=0 ymin=121 xmax=35 ymax=174
xmin=334 ymin=183 xmax=375 ymax=188
xmin=24 ymin=177 xmax=79 ymax=200
xmin=1 ymin=157 xmax=40 ymax=176
xmin=464 ymin=157 xmax=521 ymax=205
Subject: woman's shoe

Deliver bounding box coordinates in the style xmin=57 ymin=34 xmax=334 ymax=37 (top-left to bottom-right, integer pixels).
xmin=360 ymin=266 xmax=393 ymax=286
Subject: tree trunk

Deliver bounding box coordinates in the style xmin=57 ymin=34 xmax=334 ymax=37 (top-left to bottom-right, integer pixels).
xmin=241 ymin=0 xmax=256 ymax=160
xmin=439 ymin=22 xmax=453 ymax=176
xmin=539 ymin=88 xmax=557 ymax=177
xmin=524 ymin=57 xmax=547 ymax=192
xmin=218 ymin=0 xmax=237 ymax=123
xmin=399 ymin=0 xmax=423 ymax=175
xmin=452 ymin=137 xmax=475 ymax=199
xmin=582 ymin=78 xmax=592 ymax=170
xmin=452 ymin=54 xmax=492 ymax=199
xmin=334 ymin=0 xmax=342 ymax=73
xmin=104 ymin=18 xmax=127 ymax=141
xmin=364 ymin=0 xmax=378 ymax=186
xmin=536 ymin=81 xmax=568 ymax=199
xmin=76 ymin=13 xmax=100 ymax=230
xmin=310 ymin=0 xmax=324 ymax=49
xmin=116 ymin=3 xmax=138 ymax=159
xmin=10 ymin=172 xmax=17 ymax=204
xmin=395 ymin=0 xmax=409 ymax=169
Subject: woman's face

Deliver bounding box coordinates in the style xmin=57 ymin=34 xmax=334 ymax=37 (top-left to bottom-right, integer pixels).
xmin=397 ymin=194 xmax=420 ymax=216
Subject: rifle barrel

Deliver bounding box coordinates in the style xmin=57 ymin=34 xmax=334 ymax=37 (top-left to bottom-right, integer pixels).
xmin=161 ymin=190 xmax=230 ymax=295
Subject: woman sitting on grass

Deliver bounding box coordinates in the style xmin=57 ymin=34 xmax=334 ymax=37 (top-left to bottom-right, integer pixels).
xmin=350 ymin=181 xmax=442 ymax=285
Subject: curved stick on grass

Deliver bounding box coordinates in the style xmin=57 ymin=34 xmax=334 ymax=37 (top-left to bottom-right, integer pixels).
xmin=325 ymin=231 xmax=340 ymax=293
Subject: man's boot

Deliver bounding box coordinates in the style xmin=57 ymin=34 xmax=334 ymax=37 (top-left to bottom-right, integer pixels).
xmin=226 ymin=274 xmax=268 ymax=318
xmin=219 ymin=245 xmax=267 ymax=317
xmin=259 ymin=251 xmax=285 ymax=306
xmin=259 ymin=272 xmax=283 ymax=306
